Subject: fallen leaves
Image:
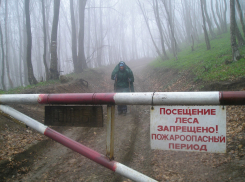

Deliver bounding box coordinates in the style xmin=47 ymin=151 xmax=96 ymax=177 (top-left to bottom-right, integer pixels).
xmin=0 ymin=128 xmax=45 ymax=162
xmin=146 ymin=67 xmax=245 ymax=181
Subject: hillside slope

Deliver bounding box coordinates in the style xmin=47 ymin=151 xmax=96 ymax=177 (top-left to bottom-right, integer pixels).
xmin=0 ymin=57 xmax=245 ymax=181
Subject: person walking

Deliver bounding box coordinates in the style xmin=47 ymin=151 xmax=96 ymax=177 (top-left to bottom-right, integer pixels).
xmin=111 ymin=61 xmax=134 ymax=115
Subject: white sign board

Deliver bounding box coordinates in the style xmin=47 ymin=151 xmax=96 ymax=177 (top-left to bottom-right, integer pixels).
xmin=150 ymin=106 xmax=226 ymax=153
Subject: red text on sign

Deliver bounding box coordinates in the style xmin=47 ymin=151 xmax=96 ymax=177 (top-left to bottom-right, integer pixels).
xmin=160 ymin=108 xmax=216 ymax=116
xmin=157 ymin=125 xmax=219 ymax=133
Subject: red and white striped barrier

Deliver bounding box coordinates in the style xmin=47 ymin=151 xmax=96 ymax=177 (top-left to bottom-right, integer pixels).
xmin=0 ymin=105 xmax=157 ymax=182
xmin=1 ymin=91 xmax=245 ymax=181
xmin=0 ymin=91 xmax=245 ymax=105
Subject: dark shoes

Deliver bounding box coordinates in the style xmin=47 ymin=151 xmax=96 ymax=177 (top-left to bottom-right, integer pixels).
xmin=118 ymin=110 xmax=127 ymax=115
xmin=123 ymin=110 xmax=127 ymax=116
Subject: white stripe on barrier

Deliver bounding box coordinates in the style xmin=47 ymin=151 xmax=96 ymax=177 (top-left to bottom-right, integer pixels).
xmin=0 ymin=94 xmax=40 ymax=104
xmin=0 ymin=105 xmax=157 ymax=181
xmin=0 ymin=105 xmax=47 ymax=134
xmin=115 ymin=92 xmax=220 ymax=105
xmin=115 ymin=163 xmax=158 ymax=182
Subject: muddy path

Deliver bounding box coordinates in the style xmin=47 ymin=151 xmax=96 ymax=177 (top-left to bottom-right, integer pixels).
xmin=1 ymin=58 xmax=156 ymax=182
xmin=1 ymin=58 xmax=245 ymax=182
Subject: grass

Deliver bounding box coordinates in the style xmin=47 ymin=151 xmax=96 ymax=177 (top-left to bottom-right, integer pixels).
xmin=150 ymin=31 xmax=245 ymax=82
xmin=0 ymin=80 xmax=59 ymax=94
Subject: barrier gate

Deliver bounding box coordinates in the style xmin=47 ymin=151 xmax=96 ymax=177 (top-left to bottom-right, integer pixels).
xmin=0 ymin=91 xmax=245 ymax=182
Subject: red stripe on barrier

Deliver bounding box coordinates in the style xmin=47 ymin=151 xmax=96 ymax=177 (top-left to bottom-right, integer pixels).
xmin=38 ymin=93 xmax=116 ymax=105
xmin=219 ymin=91 xmax=245 ymax=105
xmin=44 ymin=127 xmax=116 ymax=171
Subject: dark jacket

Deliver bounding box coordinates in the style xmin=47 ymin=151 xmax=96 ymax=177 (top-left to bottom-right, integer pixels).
xmin=111 ymin=62 xmax=134 ymax=92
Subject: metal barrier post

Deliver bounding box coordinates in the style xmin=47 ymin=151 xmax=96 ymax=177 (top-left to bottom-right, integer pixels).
xmin=0 ymin=104 xmax=157 ymax=182
xmin=106 ymin=105 xmax=115 ymax=160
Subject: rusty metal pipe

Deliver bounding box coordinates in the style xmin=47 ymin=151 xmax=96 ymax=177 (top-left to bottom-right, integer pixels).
xmin=0 ymin=105 xmax=157 ymax=182
xmin=1 ymin=91 xmax=245 ymax=105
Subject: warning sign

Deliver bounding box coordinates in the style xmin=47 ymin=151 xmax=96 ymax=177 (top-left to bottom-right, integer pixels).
xmin=150 ymin=106 xmax=226 ymax=153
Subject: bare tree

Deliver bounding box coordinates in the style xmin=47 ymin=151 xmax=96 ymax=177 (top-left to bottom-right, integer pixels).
xmin=138 ymin=1 xmax=162 ymax=59
xmin=223 ymin=0 xmax=228 ymax=32
xmin=153 ymin=0 xmax=169 ymax=60
xmin=161 ymin=0 xmax=178 ymax=60
xmin=5 ymin=0 xmax=14 ymax=88
xmin=230 ymin=0 xmax=241 ymax=61
xmin=200 ymin=0 xmax=211 ymax=50
xmin=70 ymin=0 xmax=79 ymax=73
xmin=97 ymin=0 xmax=104 ymax=66
xmin=86 ymin=0 xmax=91 ymax=67
xmin=41 ymin=0 xmax=50 ymax=80
xmin=131 ymin=3 xmax=138 ymax=60
xmin=216 ymin=0 xmax=228 ymax=33
xmin=236 ymin=0 xmax=245 ymax=37
xmin=22 ymin=6 xmax=29 ymax=86
xmin=0 ymin=0 xmax=5 ymax=90
xmin=234 ymin=18 xmax=245 ymax=46
xmin=0 ymin=24 xmax=4 ymax=90
xmin=211 ymin=0 xmax=222 ymax=35
xmin=50 ymin=0 xmax=60 ymax=80
xmin=77 ymin=0 xmax=87 ymax=71
xmin=203 ymin=0 xmax=216 ymax=38
xmin=16 ymin=1 xmax=23 ymax=86
xmin=25 ymin=0 xmax=37 ymax=85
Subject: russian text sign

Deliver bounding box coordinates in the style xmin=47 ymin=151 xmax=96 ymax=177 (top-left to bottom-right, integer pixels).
xmin=150 ymin=106 xmax=226 ymax=153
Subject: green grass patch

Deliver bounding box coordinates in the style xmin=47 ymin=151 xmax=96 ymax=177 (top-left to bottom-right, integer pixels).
xmin=0 ymin=80 xmax=59 ymax=94
xmin=150 ymin=31 xmax=245 ymax=82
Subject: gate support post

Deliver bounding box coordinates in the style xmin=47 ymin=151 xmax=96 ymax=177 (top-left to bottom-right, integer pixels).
xmin=106 ymin=105 xmax=115 ymax=160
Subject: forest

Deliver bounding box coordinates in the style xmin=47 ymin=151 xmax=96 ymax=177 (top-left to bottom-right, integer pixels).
xmin=0 ymin=0 xmax=245 ymax=90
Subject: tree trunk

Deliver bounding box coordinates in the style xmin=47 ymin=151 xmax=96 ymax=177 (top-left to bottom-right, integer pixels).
xmin=45 ymin=1 xmax=51 ymax=69
xmin=5 ymin=0 xmax=13 ymax=89
xmin=93 ymin=1 xmax=98 ymax=67
xmin=193 ymin=0 xmax=201 ymax=42
xmin=211 ymin=0 xmax=222 ymax=35
xmin=200 ymin=0 xmax=211 ymax=50
xmin=216 ymin=0 xmax=225 ymax=33
xmin=41 ymin=0 xmax=50 ymax=81
xmin=203 ymin=0 xmax=216 ymax=38
xmin=230 ymin=0 xmax=241 ymax=61
xmin=153 ymin=0 xmax=169 ymax=60
xmin=78 ymin=0 xmax=87 ymax=71
xmin=191 ymin=35 xmax=194 ymax=51
xmin=50 ymin=0 xmax=60 ymax=80
xmin=236 ymin=0 xmax=245 ymax=37
xmin=10 ymin=34 xmax=19 ymax=86
xmin=160 ymin=20 xmax=171 ymax=51
xmin=234 ymin=16 xmax=245 ymax=46
xmin=22 ymin=8 xmax=29 ymax=86
xmin=97 ymin=0 xmax=103 ymax=67
xmin=162 ymin=0 xmax=178 ymax=59
xmin=181 ymin=0 xmax=194 ymax=44
xmin=70 ymin=0 xmax=79 ymax=73
xmin=137 ymin=0 xmax=162 ymax=59
xmin=131 ymin=4 xmax=138 ymax=60
xmin=16 ymin=1 xmax=23 ymax=86
xmin=86 ymin=0 xmax=91 ymax=67
xmin=0 ymin=22 xmax=6 ymax=90
xmin=25 ymin=0 xmax=38 ymax=85
xmin=223 ymin=0 xmax=228 ymax=33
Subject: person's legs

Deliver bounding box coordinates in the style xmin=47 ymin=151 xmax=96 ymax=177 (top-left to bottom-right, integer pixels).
xmin=122 ymin=105 xmax=127 ymax=115
xmin=117 ymin=105 xmax=123 ymax=115
xmin=121 ymin=88 xmax=129 ymax=115
xmin=116 ymin=87 xmax=129 ymax=115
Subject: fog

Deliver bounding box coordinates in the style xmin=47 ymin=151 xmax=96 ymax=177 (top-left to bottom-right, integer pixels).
xmin=0 ymin=0 xmax=244 ymax=90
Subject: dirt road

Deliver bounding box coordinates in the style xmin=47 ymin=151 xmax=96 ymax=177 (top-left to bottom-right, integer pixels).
xmin=1 ymin=58 xmax=245 ymax=182
xmin=1 ymin=58 xmax=155 ymax=182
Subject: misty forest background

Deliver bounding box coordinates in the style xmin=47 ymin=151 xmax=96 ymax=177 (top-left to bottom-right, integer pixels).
xmin=0 ymin=0 xmax=245 ymax=91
